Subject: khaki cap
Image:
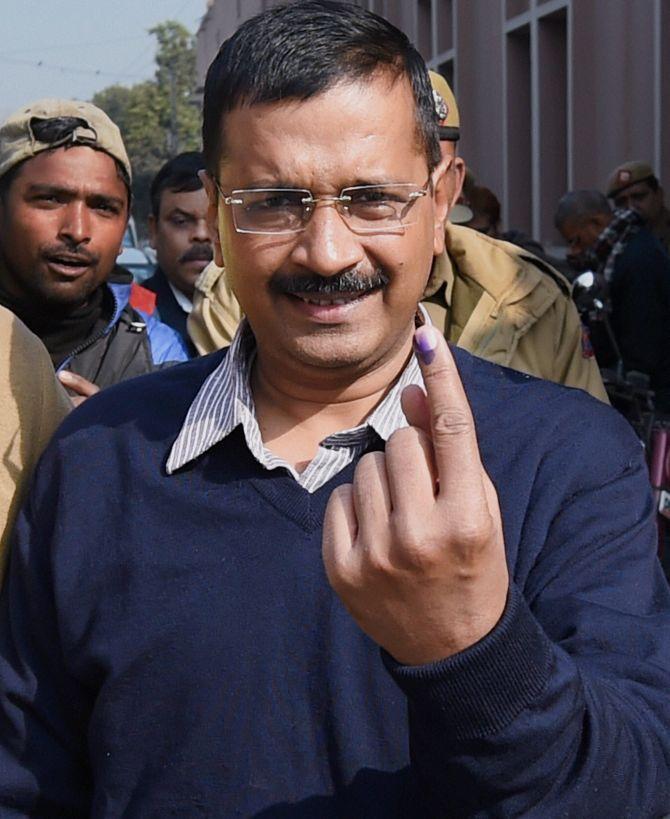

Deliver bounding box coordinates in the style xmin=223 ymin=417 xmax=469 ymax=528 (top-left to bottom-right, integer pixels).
xmin=606 ymin=160 xmax=656 ymax=198
xmin=428 ymin=70 xmax=460 ymax=141
xmin=0 ymin=98 xmax=131 ymax=182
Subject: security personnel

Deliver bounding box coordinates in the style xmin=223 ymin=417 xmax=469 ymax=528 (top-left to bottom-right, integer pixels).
xmin=187 ymin=74 xmax=608 ymax=402
xmin=606 ymin=160 xmax=670 ymax=253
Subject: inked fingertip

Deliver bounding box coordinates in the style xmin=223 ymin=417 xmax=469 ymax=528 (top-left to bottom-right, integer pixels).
xmin=414 ymin=325 xmax=439 ymax=365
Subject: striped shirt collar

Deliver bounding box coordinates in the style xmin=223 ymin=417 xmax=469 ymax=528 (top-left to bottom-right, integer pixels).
xmin=166 ymin=310 xmax=428 ymax=492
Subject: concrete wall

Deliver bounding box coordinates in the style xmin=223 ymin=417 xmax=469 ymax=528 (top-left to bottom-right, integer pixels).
xmin=455 ymin=0 xmax=505 ymax=208
xmin=571 ymin=0 xmax=655 ymax=191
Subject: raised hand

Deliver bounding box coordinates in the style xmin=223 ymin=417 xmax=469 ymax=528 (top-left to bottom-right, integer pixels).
xmin=322 ymin=325 xmax=509 ymax=666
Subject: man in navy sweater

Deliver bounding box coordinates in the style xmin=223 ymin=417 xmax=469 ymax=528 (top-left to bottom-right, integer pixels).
xmin=0 ymin=2 xmax=669 ymax=816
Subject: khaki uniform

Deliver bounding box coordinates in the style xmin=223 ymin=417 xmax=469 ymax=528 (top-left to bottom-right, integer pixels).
xmin=0 ymin=307 xmax=71 ymax=579
xmin=188 ymin=261 xmax=243 ymax=355
xmin=187 ymin=225 xmax=608 ymax=402
xmin=423 ymin=225 xmax=608 ymax=401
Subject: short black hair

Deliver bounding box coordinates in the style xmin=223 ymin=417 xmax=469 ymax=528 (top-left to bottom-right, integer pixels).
xmin=202 ymin=0 xmax=440 ymax=177
xmin=469 ymin=186 xmax=501 ymax=227
xmin=150 ymin=151 xmax=205 ymax=218
xmin=554 ymin=190 xmax=612 ymax=231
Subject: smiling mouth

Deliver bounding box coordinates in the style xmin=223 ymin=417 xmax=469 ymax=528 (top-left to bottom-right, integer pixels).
xmin=292 ymin=290 xmax=373 ymax=306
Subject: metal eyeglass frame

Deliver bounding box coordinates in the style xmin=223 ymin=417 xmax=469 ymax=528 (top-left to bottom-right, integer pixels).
xmin=214 ymin=180 xmax=431 ymax=235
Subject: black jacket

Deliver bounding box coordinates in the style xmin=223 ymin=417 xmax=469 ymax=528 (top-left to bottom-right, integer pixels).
xmin=610 ymin=228 xmax=670 ymax=408
xmin=64 ymin=272 xmax=189 ymax=389
xmin=143 ymin=268 xmax=196 ymax=356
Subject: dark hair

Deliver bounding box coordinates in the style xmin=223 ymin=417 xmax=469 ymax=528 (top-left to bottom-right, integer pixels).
xmin=202 ymin=0 xmax=440 ymax=176
xmin=468 ymin=186 xmax=501 ymax=227
xmin=150 ymin=151 xmax=205 ymax=218
xmin=0 ymin=115 xmax=132 ymax=208
xmin=554 ymin=190 xmax=612 ymax=231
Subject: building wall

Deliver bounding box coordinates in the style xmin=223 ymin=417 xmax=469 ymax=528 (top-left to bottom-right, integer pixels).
xmin=196 ymin=0 xmax=669 ymax=246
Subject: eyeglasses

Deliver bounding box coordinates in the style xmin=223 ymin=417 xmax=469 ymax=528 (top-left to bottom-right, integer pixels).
xmin=215 ymin=181 xmax=430 ymax=235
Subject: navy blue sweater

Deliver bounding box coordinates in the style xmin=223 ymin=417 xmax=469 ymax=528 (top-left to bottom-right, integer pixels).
xmin=1 ymin=348 xmax=669 ymax=817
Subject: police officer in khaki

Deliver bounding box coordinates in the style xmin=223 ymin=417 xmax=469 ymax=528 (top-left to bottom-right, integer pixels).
xmin=188 ymin=73 xmax=607 ymax=402
xmin=606 ymin=160 xmax=670 ymax=254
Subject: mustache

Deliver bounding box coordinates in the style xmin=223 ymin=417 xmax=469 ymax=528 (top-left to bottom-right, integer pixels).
xmin=42 ymin=242 xmax=98 ymax=265
xmin=270 ymin=268 xmax=390 ymax=296
xmin=180 ymin=243 xmax=213 ymax=263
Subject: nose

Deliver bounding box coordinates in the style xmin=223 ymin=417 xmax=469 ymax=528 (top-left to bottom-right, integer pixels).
xmin=58 ymin=201 xmax=91 ymax=247
xmin=290 ymin=201 xmax=364 ymax=277
xmin=191 ymin=217 xmax=211 ymax=244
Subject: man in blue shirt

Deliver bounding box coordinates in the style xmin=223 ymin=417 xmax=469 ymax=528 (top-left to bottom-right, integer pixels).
xmin=0 ymin=2 xmax=668 ymax=816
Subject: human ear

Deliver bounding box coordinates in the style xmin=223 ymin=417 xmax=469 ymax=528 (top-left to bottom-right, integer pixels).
xmin=431 ymin=154 xmax=462 ymax=255
xmin=147 ymin=214 xmax=157 ymax=250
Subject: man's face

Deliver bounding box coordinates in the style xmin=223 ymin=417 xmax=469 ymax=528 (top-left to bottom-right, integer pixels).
xmin=612 ymin=181 xmax=663 ymax=225
xmin=206 ymin=74 xmax=449 ymax=374
xmin=559 ymin=214 xmax=609 ymax=270
xmin=148 ymin=187 xmax=212 ymax=298
xmin=0 ymin=146 xmax=128 ymax=310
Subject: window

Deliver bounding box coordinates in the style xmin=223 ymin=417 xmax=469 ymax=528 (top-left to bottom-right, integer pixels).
xmin=505 ymin=25 xmax=532 ymax=233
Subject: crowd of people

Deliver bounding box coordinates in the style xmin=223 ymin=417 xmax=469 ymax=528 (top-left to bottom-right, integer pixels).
xmin=0 ymin=0 xmax=669 ymax=815
xmin=460 ymin=160 xmax=670 ymax=411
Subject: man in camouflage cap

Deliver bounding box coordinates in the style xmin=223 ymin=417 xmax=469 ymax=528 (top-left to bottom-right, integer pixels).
xmin=606 ymin=160 xmax=670 ymax=254
xmin=0 ymin=99 xmax=188 ymax=400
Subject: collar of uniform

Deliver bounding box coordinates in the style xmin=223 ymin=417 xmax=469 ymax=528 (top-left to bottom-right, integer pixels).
xmin=428 ymin=223 xmax=556 ymax=308
xmin=165 ymin=308 xmax=430 ymax=476
xmin=168 ymin=280 xmax=193 ymax=314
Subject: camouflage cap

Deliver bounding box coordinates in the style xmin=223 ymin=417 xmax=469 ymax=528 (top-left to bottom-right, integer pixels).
xmin=606 ymin=160 xmax=657 ymax=198
xmin=0 ymin=98 xmax=131 ymax=182
xmin=428 ymin=71 xmax=460 ymax=142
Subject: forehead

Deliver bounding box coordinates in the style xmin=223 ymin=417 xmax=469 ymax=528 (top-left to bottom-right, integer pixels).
xmin=158 ymin=186 xmax=208 ymax=215
xmin=218 ymin=74 xmax=427 ymax=188
xmin=13 ymin=145 xmax=123 ymax=190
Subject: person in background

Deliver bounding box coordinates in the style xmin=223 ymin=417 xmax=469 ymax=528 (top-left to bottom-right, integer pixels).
xmin=144 ymin=152 xmax=212 ymax=354
xmin=0 ymin=99 xmax=189 ymax=403
xmin=188 ymin=71 xmax=607 ymax=402
xmin=462 ymin=182 xmax=574 ymax=279
xmin=423 ymin=71 xmax=607 ymax=398
xmin=0 ymin=4 xmax=667 ymax=816
xmin=461 ymin=184 xmax=500 ymax=237
xmin=0 ymin=306 xmax=70 ymax=582
xmin=555 ymin=189 xmax=670 ymax=411
xmin=606 ymin=160 xmax=670 ymax=253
